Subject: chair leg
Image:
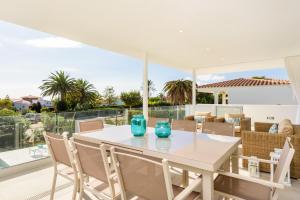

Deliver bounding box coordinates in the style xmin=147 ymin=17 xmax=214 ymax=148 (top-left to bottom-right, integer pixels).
xmin=50 ymin=170 xmax=58 ymax=200
xmin=79 ymin=178 xmax=84 ymax=200
xmin=72 ymin=176 xmax=78 ymax=200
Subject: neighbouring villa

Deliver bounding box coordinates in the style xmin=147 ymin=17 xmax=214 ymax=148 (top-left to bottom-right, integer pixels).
xmin=198 ymin=78 xmax=297 ymax=105
xmin=12 ymin=95 xmax=53 ymax=111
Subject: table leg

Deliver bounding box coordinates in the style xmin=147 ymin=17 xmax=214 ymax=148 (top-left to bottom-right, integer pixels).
xmin=232 ymin=149 xmax=239 ymax=173
xmin=202 ymin=171 xmax=214 ymax=200
xmin=182 ymin=170 xmax=189 ymax=187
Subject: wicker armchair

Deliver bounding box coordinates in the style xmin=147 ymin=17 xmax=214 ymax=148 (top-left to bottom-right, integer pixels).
xmin=184 ymin=115 xmax=215 ymax=122
xmin=214 ymin=116 xmax=251 ymax=137
xmin=242 ymin=122 xmax=300 ymax=179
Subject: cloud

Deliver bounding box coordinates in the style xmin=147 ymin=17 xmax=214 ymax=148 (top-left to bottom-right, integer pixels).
xmin=197 ymin=74 xmax=225 ymax=83
xmin=25 ymin=37 xmax=82 ymax=48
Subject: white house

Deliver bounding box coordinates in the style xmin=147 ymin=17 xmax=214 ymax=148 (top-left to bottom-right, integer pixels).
xmin=198 ymin=78 xmax=298 ymax=105
xmin=12 ymin=99 xmax=31 ymax=110
xmin=32 ymin=98 xmax=53 ymax=108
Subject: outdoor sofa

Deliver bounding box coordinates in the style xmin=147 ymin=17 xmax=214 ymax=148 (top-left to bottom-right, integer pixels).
xmin=242 ymin=119 xmax=300 ymax=179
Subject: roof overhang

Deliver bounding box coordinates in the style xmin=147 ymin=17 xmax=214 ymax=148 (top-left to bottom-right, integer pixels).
xmin=0 ymin=1 xmax=299 ymax=74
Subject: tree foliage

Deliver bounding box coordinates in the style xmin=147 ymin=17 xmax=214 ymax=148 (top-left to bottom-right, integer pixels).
xmin=163 ymin=79 xmax=192 ymax=105
xmin=103 ymin=86 xmax=117 ymax=105
xmin=39 ymin=71 xmax=75 ymax=101
xmin=120 ymin=90 xmax=142 ymax=109
xmin=0 ymin=96 xmax=13 ymax=110
xmin=196 ymin=92 xmax=214 ymax=104
xmin=39 ymin=71 xmax=99 ymax=111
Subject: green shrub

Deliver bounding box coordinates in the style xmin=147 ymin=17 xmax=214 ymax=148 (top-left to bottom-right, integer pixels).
xmin=0 ymin=108 xmax=17 ymax=116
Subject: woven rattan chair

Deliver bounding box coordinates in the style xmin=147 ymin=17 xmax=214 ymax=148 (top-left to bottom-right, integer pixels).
xmin=202 ymin=122 xmax=235 ymax=136
xmin=110 ymin=147 xmax=202 ymax=200
xmin=43 ymin=133 xmax=78 ymax=200
xmin=215 ymin=137 xmax=295 ymax=200
xmin=76 ymin=118 xmax=104 ymax=133
xmin=214 ymin=114 xmax=251 ymax=137
xmin=71 ymin=140 xmax=119 ymax=200
xmin=172 ymin=119 xmax=197 ymax=133
xmin=242 ymin=122 xmax=300 ymax=179
xmin=147 ymin=117 xmax=169 ymax=128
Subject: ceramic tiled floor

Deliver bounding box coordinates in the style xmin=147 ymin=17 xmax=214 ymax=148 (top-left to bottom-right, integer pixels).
xmin=0 ymin=165 xmax=299 ymax=200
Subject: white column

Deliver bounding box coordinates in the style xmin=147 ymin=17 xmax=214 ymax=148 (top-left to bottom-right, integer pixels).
xmin=192 ymin=68 xmax=197 ymax=114
xmin=285 ymin=56 xmax=300 ymax=123
xmin=143 ymin=53 xmax=149 ymax=120
xmin=214 ymin=92 xmax=219 ymax=104
xmin=222 ymin=92 xmax=227 ymax=104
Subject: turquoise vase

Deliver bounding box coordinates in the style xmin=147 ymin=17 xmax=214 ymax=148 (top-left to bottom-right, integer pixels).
xmin=155 ymin=121 xmax=171 ymax=138
xmin=131 ymin=115 xmax=146 ymax=137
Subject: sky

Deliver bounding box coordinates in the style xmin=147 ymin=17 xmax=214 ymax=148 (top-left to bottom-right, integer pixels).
xmin=0 ymin=20 xmax=289 ymax=99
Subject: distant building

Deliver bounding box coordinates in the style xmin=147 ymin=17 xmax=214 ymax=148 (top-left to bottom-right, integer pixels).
xmin=12 ymin=95 xmax=53 ymax=110
xmin=13 ymin=99 xmax=31 ymax=110
xmin=21 ymin=95 xmax=39 ymax=103
xmin=32 ymin=98 xmax=53 ymax=108
xmin=198 ymin=78 xmax=297 ymax=105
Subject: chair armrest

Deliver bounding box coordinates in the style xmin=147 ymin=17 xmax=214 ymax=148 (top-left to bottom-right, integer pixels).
xmin=218 ymin=171 xmax=284 ymax=189
xmin=241 ymin=117 xmax=251 ymax=131
xmin=214 ymin=117 xmax=225 ymax=122
xmin=232 ymin=155 xmax=278 ymax=165
xmin=255 ymin=122 xmax=273 ymax=132
xmin=174 ymin=177 xmax=202 ymax=200
xmin=206 ymin=116 xmax=216 ymax=122
xmin=184 ymin=115 xmax=194 ymax=121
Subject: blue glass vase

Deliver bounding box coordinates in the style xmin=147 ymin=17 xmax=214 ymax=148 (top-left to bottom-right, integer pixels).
xmin=131 ymin=115 xmax=146 ymax=137
xmin=155 ymin=121 xmax=171 ymax=138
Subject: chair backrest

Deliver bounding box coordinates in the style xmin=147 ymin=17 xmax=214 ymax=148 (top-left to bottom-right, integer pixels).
xmin=43 ymin=132 xmax=72 ymax=167
xmin=77 ymin=118 xmax=104 ymax=133
xmin=111 ymin=148 xmax=172 ymax=200
xmin=72 ymin=140 xmax=109 ymax=183
xmin=202 ymin=122 xmax=235 ymax=136
xmin=273 ymin=137 xmax=295 ymax=183
xmin=148 ymin=117 xmax=169 ymax=128
xmin=172 ymin=119 xmax=197 ymax=132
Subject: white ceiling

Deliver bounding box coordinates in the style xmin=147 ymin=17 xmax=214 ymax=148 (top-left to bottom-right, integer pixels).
xmin=0 ymin=0 xmax=299 ymax=74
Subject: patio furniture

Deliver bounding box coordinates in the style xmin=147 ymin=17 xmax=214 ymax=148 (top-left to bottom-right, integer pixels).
xmin=202 ymin=122 xmax=235 ymax=136
xmin=184 ymin=111 xmax=216 ymax=130
xmin=214 ymin=113 xmax=251 ymax=137
xmin=74 ymin=125 xmax=241 ymax=200
xmin=71 ymin=139 xmax=120 ymax=200
xmin=171 ymin=119 xmax=197 ymax=132
xmin=147 ymin=117 xmax=169 ymax=128
xmin=242 ymin=120 xmax=300 ymax=179
xmin=75 ymin=117 xmax=104 ymax=133
xmin=110 ymin=147 xmax=201 ymax=200
xmin=214 ymin=137 xmax=295 ymax=200
xmin=43 ymin=133 xmax=78 ymax=200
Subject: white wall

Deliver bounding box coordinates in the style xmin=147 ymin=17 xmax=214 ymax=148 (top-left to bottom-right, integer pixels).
xmin=185 ymin=104 xmax=300 ymax=124
xmin=228 ymin=85 xmax=297 ymax=105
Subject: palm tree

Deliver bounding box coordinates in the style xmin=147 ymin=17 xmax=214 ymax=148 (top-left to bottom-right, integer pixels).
xmin=163 ymin=79 xmax=192 ymax=105
xmin=141 ymin=80 xmax=156 ymax=97
xmin=39 ymin=71 xmax=75 ymax=101
xmin=74 ymin=79 xmax=98 ymax=105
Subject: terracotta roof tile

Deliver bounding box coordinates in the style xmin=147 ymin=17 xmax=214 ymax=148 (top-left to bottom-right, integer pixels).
xmin=198 ymin=78 xmax=290 ymax=88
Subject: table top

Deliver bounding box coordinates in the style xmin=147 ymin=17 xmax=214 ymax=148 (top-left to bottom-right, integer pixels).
xmin=74 ymin=125 xmax=240 ymax=171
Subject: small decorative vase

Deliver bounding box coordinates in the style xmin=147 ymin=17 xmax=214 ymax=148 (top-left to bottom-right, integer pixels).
xmin=131 ymin=115 xmax=146 ymax=137
xmin=155 ymin=121 xmax=171 ymax=138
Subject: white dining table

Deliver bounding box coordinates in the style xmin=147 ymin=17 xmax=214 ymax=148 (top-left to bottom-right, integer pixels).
xmin=74 ymin=125 xmax=241 ymax=200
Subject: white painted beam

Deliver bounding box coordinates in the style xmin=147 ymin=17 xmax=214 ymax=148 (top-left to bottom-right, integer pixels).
xmin=192 ymin=68 xmax=196 ymax=113
xmin=143 ymin=53 xmax=148 ymax=120
xmin=285 ymin=55 xmax=300 ymax=123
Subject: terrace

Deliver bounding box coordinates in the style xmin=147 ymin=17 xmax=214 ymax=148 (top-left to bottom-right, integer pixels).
xmin=1 ymin=1 xmax=300 ymax=200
